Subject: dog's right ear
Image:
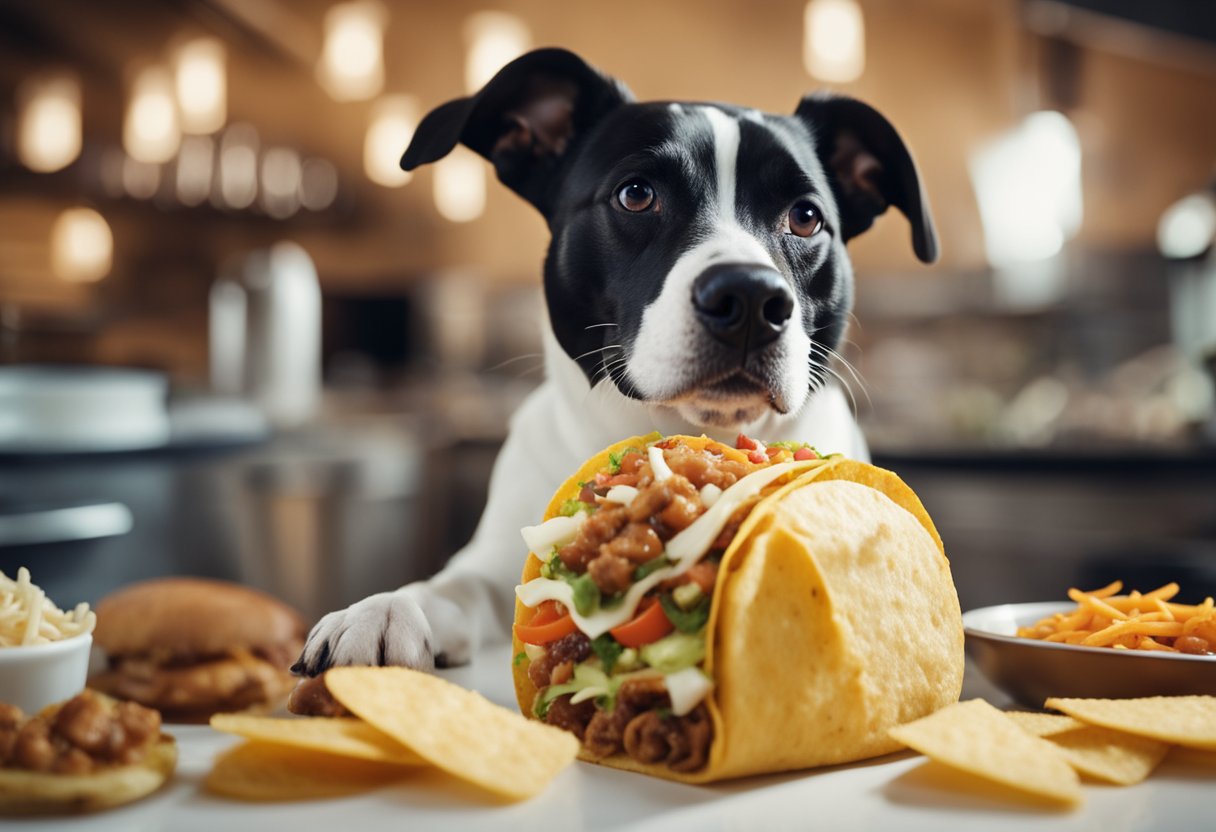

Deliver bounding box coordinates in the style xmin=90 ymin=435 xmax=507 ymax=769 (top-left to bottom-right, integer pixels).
xmin=401 ymin=48 xmax=633 ymax=217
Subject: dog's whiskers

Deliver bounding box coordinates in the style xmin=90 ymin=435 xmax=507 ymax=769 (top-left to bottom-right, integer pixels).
xmin=573 ymin=343 xmax=624 ymax=363
xmin=584 ymin=322 xmax=621 ymax=331
xmin=485 ymin=352 xmax=544 ymax=373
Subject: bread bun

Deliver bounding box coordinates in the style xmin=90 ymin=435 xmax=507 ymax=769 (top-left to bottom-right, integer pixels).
xmin=90 ymin=578 xmax=306 ymax=720
xmin=94 ymin=578 xmax=305 ymax=659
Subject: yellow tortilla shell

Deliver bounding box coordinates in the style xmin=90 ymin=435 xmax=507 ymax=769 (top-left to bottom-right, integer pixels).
xmin=512 ymin=435 xmax=963 ymax=783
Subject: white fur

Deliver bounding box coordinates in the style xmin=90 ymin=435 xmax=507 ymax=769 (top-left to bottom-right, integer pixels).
xmin=300 ymin=105 xmax=864 ymax=672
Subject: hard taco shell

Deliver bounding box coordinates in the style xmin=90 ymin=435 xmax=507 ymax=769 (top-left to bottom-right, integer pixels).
xmin=512 ymin=435 xmax=963 ymax=783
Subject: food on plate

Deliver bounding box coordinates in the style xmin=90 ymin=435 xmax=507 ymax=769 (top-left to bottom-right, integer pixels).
xmin=1017 ymin=581 xmax=1216 ymax=654
xmin=205 ymin=740 xmax=413 ymax=802
xmin=209 ymin=712 xmax=423 ymax=765
xmin=89 ymin=578 xmax=306 ymax=721
xmin=0 ymin=690 xmax=176 ymax=814
xmin=889 ymin=699 xmax=1082 ymax=807
xmin=511 ymin=433 xmax=964 ymax=783
xmin=288 ymin=671 xmax=350 ymax=717
xmin=1044 ymin=695 xmax=1216 ymax=750
xmin=324 ymin=666 xmax=579 ymax=801
xmin=0 ymin=568 xmax=95 ymax=647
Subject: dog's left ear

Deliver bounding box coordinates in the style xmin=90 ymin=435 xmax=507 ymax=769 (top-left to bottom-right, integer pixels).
xmin=795 ymin=93 xmax=939 ymax=263
xmin=401 ymin=48 xmax=634 ymax=217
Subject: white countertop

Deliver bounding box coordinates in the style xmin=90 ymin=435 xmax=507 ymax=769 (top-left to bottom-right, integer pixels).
xmin=10 ymin=645 xmax=1213 ymax=832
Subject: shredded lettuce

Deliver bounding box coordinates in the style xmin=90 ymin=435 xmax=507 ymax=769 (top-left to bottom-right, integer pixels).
xmin=559 ymin=499 xmax=597 ymax=517
xmin=590 ymin=633 xmax=624 ymax=674
xmin=660 ymin=593 xmax=710 ymax=633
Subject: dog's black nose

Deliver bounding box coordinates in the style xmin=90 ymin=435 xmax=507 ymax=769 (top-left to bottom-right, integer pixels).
xmin=692 ymin=264 xmax=794 ymax=353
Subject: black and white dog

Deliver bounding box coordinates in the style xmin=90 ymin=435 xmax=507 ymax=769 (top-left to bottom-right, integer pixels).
xmin=294 ymin=48 xmax=936 ymax=674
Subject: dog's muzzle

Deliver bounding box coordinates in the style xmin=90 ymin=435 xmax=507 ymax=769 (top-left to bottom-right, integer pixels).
xmin=692 ymin=263 xmax=794 ymax=354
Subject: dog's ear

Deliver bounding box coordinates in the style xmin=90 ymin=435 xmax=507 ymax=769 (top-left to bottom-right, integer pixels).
xmin=795 ymin=93 xmax=938 ymax=263
xmin=401 ymin=48 xmax=633 ymax=216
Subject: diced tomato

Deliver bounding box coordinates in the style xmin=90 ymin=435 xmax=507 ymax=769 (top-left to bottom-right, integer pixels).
xmin=609 ymin=596 xmax=674 ymax=648
xmin=685 ymin=560 xmax=719 ymax=594
xmin=794 ymin=447 xmax=818 ymax=461
xmin=747 ymin=450 xmax=766 ymax=464
xmin=514 ymin=600 xmax=578 ymax=645
xmin=736 ymin=433 xmax=758 ymax=451
xmin=765 ymin=445 xmax=782 ymax=457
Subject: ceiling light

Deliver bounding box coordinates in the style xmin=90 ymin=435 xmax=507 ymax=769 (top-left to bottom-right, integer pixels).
xmin=125 ymin=65 xmax=181 ymax=164
xmin=17 ymin=73 xmax=82 ymax=173
xmin=364 ymin=95 xmax=417 ymax=187
xmin=1158 ymin=193 xmax=1216 ymax=260
xmin=318 ymin=1 xmax=387 ymax=102
xmin=261 ymin=147 xmax=303 ymax=218
xmin=803 ymin=0 xmax=865 ymax=83
xmin=464 ymin=11 xmax=530 ymax=93
xmin=176 ymin=135 xmax=215 ymax=206
xmin=175 ymin=38 xmax=227 ymax=135
xmin=433 ymin=146 xmax=485 ymax=222
xmin=51 ymin=208 xmax=112 ymax=283
xmin=300 ymin=158 xmax=339 ymax=211
xmin=970 ymin=111 xmax=1083 ymax=269
xmin=217 ymin=123 xmax=259 ymax=209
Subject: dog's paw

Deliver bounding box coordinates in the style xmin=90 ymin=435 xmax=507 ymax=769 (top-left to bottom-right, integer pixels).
xmin=291 ymin=591 xmax=436 ymax=676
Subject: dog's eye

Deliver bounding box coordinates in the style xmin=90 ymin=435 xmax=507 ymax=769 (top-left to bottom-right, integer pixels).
xmin=617 ymin=179 xmax=656 ymax=212
xmin=787 ymin=201 xmax=824 ymax=237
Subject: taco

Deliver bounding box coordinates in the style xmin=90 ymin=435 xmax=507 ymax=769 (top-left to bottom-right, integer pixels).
xmin=511 ymin=433 xmax=963 ymax=783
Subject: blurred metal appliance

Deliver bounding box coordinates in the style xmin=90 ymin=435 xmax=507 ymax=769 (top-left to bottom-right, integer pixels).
xmin=209 ymin=241 xmax=321 ymax=428
xmin=0 ymin=366 xmax=169 ymax=453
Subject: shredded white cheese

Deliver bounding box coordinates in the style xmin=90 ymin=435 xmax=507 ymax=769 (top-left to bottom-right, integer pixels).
xmin=699 ymin=483 xmax=722 ymax=508
xmin=604 ymin=485 xmax=639 ymax=506
xmin=520 ymin=514 xmax=583 ymax=556
xmin=648 ymin=445 xmax=673 ymax=481
xmin=664 ymin=667 xmax=714 ymax=716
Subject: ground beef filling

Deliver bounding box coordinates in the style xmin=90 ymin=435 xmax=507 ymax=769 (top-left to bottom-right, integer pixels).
xmin=0 ymin=691 xmax=162 ymax=775
xmin=542 ymin=678 xmax=712 ymax=773
xmin=288 ymin=672 xmax=350 ymax=717
xmin=558 ymin=443 xmax=754 ymax=596
xmin=535 ymin=442 xmax=769 ymax=773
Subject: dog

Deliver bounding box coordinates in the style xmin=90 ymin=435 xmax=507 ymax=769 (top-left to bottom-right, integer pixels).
xmin=293 ymin=48 xmax=936 ymax=675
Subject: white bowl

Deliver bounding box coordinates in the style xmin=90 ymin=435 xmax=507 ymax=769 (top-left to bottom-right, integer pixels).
xmin=0 ymin=633 xmax=92 ymax=714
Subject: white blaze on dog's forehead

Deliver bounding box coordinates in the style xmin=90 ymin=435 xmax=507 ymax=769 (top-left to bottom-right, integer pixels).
xmin=701 ymin=106 xmax=740 ymax=224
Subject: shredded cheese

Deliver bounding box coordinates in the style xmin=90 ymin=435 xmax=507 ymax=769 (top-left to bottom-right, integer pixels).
xmin=0 ymin=567 xmax=96 ymax=647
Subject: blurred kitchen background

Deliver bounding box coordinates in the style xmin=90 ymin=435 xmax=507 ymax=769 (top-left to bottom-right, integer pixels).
xmin=1 ymin=0 xmax=1215 ymax=620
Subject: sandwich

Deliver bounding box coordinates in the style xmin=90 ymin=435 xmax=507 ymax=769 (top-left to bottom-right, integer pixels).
xmin=512 ymin=433 xmax=964 ymax=782
xmin=0 ymin=690 xmax=176 ymax=814
xmin=90 ymin=578 xmax=306 ymax=721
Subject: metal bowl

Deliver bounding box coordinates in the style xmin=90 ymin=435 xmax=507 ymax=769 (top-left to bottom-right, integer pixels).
xmin=963 ymin=601 xmax=1216 ymax=708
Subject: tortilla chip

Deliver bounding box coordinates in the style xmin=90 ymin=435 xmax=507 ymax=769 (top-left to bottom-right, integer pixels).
xmin=0 ymin=738 xmax=176 ymax=815
xmin=1045 ymin=696 xmax=1216 ymax=750
xmin=1046 ymin=725 xmax=1168 ymax=785
xmin=206 ymin=740 xmax=411 ymax=801
xmin=326 ymin=666 xmax=578 ymax=801
xmin=513 ymin=434 xmax=964 ymax=783
xmin=889 ymin=699 xmax=1082 ymax=807
xmin=209 ymin=713 xmax=423 ymax=765
xmin=1004 ymin=711 xmax=1084 ymax=737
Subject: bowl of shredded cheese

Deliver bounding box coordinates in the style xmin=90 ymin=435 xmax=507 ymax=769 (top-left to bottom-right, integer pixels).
xmin=0 ymin=567 xmax=96 ymax=713
xmin=963 ymin=581 xmax=1216 ymax=707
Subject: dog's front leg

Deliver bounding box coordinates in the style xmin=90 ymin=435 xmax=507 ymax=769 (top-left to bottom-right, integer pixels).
xmin=293 ymin=383 xmax=579 ymax=674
